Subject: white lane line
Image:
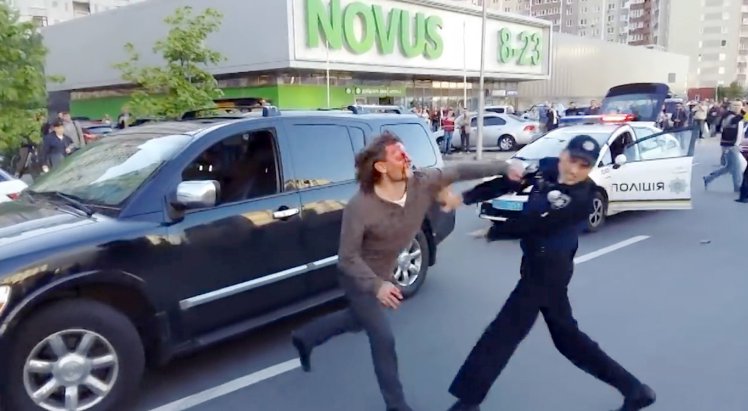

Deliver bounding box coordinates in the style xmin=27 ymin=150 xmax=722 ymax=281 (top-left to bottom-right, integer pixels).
xmin=147 ymin=359 xmax=300 ymax=411
xmin=574 ymin=235 xmax=650 ymax=264
xmin=147 ymin=235 xmax=650 ymax=411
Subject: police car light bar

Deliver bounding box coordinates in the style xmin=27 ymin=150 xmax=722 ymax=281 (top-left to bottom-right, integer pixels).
xmin=600 ymin=113 xmax=636 ymax=123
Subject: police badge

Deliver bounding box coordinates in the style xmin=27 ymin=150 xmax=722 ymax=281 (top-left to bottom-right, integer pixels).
xmin=547 ymin=190 xmax=572 ymax=209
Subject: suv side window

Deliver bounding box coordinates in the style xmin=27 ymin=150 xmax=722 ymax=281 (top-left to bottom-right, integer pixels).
xmin=380 ymin=123 xmax=437 ymax=168
xmin=181 ymin=129 xmax=280 ymax=205
xmin=348 ymin=126 xmax=366 ymax=152
xmin=288 ymin=124 xmax=356 ymax=189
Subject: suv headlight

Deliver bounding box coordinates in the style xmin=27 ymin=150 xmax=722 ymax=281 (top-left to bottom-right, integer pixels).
xmin=0 ymin=286 xmax=10 ymax=316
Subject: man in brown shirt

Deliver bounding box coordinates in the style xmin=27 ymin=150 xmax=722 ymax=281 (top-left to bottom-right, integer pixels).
xmin=291 ymin=132 xmax=521 ymax=411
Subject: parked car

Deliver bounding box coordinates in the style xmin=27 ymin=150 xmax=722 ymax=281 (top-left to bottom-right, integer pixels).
xmin=0 ymin=168 xmax=27 ymax=202
xmin=0 ymin=107 xmax=455 ymax=411
xmin=450 ymin=112 xmax=540 ymax=151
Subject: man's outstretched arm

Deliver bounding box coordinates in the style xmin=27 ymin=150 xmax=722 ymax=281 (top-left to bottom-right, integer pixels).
xmin=423 ymin=161 xmax=521 ymax=193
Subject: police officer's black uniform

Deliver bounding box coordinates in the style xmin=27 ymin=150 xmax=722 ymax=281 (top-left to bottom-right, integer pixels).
xmin=447 ymin=136 xmax=656 ymax=411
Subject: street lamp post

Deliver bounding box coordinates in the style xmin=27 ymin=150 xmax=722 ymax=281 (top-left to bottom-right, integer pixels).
xmin=476 ymin=0 xmax=488 ymax=160
xmin=325 ymin=40 xmax=331 ymax=108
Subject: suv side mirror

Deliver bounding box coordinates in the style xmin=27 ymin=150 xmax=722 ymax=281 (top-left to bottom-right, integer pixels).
xmin=613 ymin=154 xmax=627 ymax=169
xmin=175 ymin=180 xmax=219 ymax=209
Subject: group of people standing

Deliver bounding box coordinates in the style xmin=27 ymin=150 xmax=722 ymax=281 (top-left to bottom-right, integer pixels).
xmin=701 ymin=99 xmax=748 ymax=203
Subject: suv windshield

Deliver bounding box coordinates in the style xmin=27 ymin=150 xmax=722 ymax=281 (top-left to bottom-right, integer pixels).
xmin=31 ymin=133 xmax=193 ymax=206
xmin=515 ymin=130 xmax=610 ymax=160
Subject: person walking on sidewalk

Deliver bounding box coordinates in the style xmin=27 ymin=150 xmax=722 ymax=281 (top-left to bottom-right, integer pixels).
xmin=290 ymin=131 xmax=521 ymax=411
xmin=441 ymin=135 xmax=656 ymax=411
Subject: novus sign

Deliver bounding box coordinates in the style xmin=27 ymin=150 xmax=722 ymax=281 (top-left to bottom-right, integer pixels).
xmin=291 ymin=0 xmax=551 ymax=79
xmin=305 ymin=0 xmax=444 ymax=59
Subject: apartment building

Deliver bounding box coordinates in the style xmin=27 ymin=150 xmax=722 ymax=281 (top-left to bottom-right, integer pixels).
xmin=4 ymin=0 xmax=140 ymax=26
xmin=466 ymin=0 xmax=669 ymax=48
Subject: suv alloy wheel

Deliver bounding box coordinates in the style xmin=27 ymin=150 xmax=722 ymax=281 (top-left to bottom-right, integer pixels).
xmin=2 ymin=299 xmax=144 ymax=411
xmin=393 ymin=230 xmax=430 ymax=298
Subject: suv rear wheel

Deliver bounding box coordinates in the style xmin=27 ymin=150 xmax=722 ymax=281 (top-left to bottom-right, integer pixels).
xmin=2 ymin=299 xmax=144 ymax=411
xmin=393 ymin=230 xmax=430 ymax=298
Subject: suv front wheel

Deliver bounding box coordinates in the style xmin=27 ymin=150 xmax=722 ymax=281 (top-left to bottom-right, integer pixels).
xmin=2 ymin=299 xmax=145 ymax=411
xmin=393 ymin=230 xmax=430 ymax=298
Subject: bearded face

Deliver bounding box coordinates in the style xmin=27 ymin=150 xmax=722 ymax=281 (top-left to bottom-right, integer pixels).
xmin=376 ymin=142 xmax=413 ymax=182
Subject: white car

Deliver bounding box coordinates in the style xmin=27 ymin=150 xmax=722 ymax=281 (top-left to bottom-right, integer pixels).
xmin=449 ymin=112 xmax=541 ymax=151
xmin=0 ymin=169 xmax=28 ymax=203
xmin=477 ymin=121 xmax=696 ymax=231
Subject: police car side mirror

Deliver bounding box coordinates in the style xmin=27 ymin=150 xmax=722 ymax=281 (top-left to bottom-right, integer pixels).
xmin=613 ymin=154 xmax=627 ymax=169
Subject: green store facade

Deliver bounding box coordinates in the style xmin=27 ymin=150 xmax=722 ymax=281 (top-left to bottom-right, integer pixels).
xmin=42 ymin=0 xmax=552 ymax=119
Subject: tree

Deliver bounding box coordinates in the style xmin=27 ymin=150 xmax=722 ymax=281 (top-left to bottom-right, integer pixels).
xmin=717 ymin=81 xmax=745 ymax=101
xmin=115 ymin=6 xmax=225 ymax=119
xmin=0 ymin=3 xmax=60 ymax=151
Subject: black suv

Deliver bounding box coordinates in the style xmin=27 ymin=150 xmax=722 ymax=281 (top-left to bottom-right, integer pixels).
xmin=0 ymin=108 xmax=455 ymax=411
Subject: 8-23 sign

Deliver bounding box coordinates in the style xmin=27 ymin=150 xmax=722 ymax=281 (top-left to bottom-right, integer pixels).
xmin=497 ymin=28 xmax=542 ymax=66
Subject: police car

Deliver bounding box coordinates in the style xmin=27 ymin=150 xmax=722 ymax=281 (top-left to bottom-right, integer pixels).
xmin=478 ymin=83 xmax=699 ymax=232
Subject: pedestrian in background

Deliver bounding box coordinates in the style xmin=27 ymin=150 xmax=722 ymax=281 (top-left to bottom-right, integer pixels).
xmin=692 ymin=101 xmax=707 ymax=139
xmin=39 ymin=119 xmax=74 ymax=173
xmin=441 ymin=111 xmax=455 ymax=154
xmin=289 ymin=132 xmax=519 ymax=411
xmin=704 ymin=100 xmax=744 ymax=193
xmin=443 ymin=135 xmax=656 ymax=411
xmin=59 ymin=111 xmax=85 ymax=149
xmin=459 ymin=109 xmax=470 ymax=152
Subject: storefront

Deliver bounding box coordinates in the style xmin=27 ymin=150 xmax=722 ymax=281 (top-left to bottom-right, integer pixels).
xmin=42 ymin=0 xmax=552 ymax=118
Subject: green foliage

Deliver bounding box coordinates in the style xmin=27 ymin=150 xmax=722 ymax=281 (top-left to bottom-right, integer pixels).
xmin=114 ymin=6 xmax=225 ymax=119
xmin=0 ymin=3 xmax=60 ymax=151
xmin=716 ymin=81 xmax=745 ymax=101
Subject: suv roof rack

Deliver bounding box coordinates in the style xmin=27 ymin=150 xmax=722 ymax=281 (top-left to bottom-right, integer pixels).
xmin=346 ymin=104 xmax=408 ymax=114
xmin=180 ymin=105 xmax=280 ymax=120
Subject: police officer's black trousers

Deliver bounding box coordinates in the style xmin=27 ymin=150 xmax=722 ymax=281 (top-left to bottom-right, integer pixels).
xmin=449 ymin=252 xmax=641 ymax=405
xmin=293 ymin=276 xmax=411 ymax=411
xmin=739 ymin=162 xmax=748 ymax=200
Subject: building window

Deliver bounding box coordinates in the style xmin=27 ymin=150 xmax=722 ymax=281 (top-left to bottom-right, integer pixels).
xmin=31 ymin=15 xmax=48 ymax=27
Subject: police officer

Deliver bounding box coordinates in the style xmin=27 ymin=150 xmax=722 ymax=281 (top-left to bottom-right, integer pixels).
xmin=444 ymin=135 xmax=656 ymax=411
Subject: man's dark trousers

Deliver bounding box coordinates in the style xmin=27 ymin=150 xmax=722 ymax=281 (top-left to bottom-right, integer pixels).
xmin=294 ymin=276 xmax=411 ymax=411
xmin=449 ymin=250 xmax=641 ymax=404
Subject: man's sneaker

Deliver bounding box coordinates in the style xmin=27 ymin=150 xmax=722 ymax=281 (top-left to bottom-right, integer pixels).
xmin=291 ymin=333 xmax=312 ymax=372
xmin=735 ymin=198 xmax=748 ymax=203
xmin=613 ymin=384 xmax=656 ymax=411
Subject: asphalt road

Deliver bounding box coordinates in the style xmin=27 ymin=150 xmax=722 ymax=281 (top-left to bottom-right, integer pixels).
xmin=132 ymin=139 xmax=747 ymax=411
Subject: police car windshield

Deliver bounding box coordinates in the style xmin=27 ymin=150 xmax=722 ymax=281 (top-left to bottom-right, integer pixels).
xmin=515 ymin=130 xmax=610 ymax=160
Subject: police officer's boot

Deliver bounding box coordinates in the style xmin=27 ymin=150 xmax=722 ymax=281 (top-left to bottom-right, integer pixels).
xmin=447 ymin=400 xmax=480 ymax=411
xmin=613 ymin=384 xmax=656 ymax=411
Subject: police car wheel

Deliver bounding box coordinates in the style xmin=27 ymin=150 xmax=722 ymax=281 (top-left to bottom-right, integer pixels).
xmin=497 ymin=135 xmax=516 ymax=151
xmin=393 ymin=231 xmax=430 ymax=299
xmin=586 ymin=192 xmax=607 ymax=232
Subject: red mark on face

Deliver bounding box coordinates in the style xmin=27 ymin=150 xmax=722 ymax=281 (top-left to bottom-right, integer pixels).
xmin=385 ymin=143 xmax=411 ymax=166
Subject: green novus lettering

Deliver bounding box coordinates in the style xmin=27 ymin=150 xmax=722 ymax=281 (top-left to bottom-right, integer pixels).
xmin=306 ymin=0 xmax=343 ymax=49
xmin=343 ymin=2 xmax=375 ymax=54
xmin=372 ymin=5 xmax=400 ymax=55
xmin=305 ymin=0 xmax=444 ymax=58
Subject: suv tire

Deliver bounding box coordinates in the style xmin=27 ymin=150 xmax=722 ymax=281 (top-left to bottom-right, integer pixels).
xmin=1 ymin=299 xmax=145 ymax=411
xmin=394 ymin=230 xmax=431 ymax=299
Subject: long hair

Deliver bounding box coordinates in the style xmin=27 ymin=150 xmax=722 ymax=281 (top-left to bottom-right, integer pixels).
xmin=354 ymin=131 xmax=402 ymax=193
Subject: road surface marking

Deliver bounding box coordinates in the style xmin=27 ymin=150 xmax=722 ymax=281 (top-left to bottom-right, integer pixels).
xmin=147 ymin=359 xmax=300 ymax=411
xmin=574 ymin=235 xmax=650 ymax=264
xmin=147 ymin=234 xmax=650 ymax=411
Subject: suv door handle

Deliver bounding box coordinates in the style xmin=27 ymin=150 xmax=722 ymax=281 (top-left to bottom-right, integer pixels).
xmin=272 ymin=207 xmax=300 ymax=219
